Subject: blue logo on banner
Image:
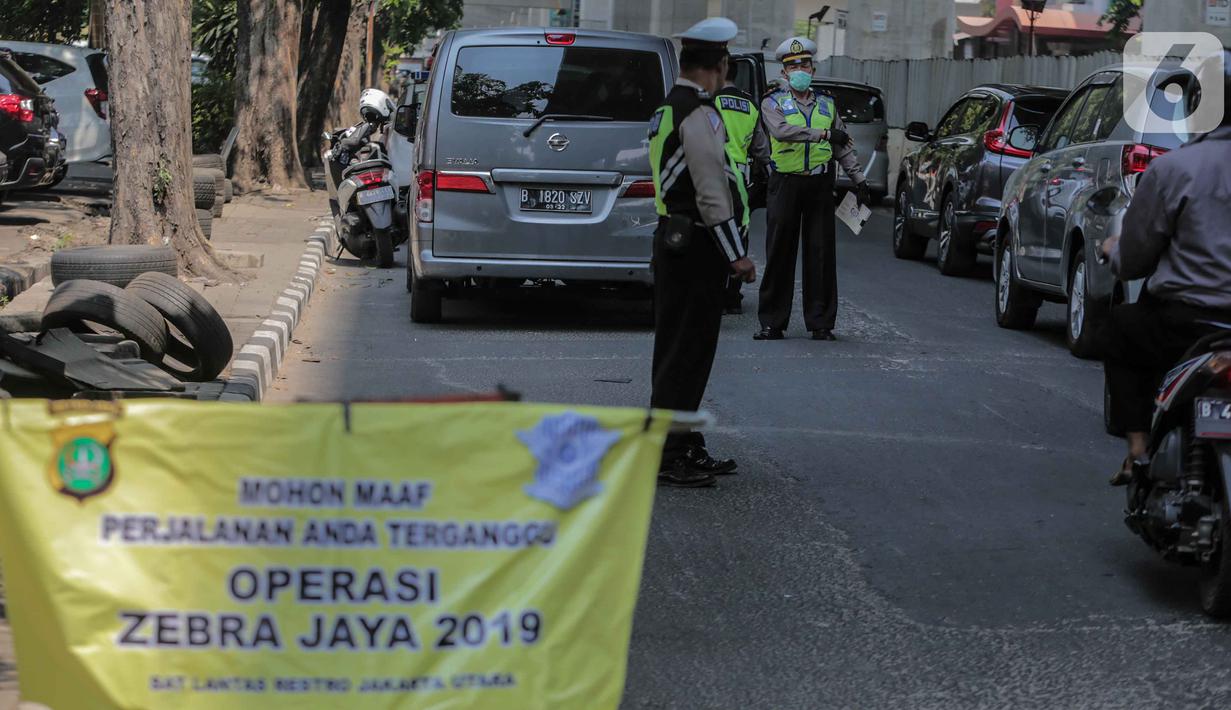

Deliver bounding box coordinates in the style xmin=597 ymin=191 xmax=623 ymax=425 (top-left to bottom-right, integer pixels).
xmin=518 ymin=412 xmax=620 ymax=510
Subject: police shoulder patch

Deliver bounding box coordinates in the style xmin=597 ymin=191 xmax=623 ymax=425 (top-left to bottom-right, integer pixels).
xmin=706 ymin=109 xmax=723 ymax=133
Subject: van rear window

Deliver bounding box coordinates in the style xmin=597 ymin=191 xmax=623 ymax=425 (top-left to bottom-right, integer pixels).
xmin=450 ymin=46 xmax=664 ymax=121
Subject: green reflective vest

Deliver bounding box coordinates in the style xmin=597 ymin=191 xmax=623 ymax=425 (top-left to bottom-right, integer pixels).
xmin=649 ymin=85 xmax=749 ymax=228
xmin=714 ymin=87 xmax=759 ymax=182
xmin=768 ymin=90 xmax=835 ymax=175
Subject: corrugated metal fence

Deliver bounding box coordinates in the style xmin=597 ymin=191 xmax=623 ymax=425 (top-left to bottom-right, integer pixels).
xmin=816 ymin=52 xmax=1121 ymax=128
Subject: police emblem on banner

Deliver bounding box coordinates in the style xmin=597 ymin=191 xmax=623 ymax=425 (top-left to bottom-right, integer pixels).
xmin=48 ymin=422 xmax=116 ymax=502
xmin=518 ymin=412 xmax=620 ymax=510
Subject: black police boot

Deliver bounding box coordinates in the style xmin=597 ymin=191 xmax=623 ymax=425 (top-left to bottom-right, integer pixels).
xmin=811 ymin=329 xmax=836 ymax=341
xmin=754 ymin=327 xmax=785 ymax=340
xmin=683 ymin=445 xmax=737 ymax=475
xmin=657 ymin=459 xmax=717 ymax=488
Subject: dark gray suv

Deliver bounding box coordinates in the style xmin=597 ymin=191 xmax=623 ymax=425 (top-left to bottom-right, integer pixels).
xmin=994 ymin=65 xmax=1194 ymax=358
xmin=894 ymin=84 xmax=1066 ymax=276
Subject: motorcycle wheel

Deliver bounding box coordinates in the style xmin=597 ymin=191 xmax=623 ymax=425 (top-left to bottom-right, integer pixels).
xmin=375 ymin=228 xmax=394 ymax=269
xmin=1200 ymin=487 xmax=1231 ymax=618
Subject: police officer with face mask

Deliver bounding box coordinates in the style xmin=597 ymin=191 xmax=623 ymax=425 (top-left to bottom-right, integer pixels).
xmin=755 ymin=37 xmax=869 ymax=342
xmin=647 ymin=17 xmax=756 ymax=488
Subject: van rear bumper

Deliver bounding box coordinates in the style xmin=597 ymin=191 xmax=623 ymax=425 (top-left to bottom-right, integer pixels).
xmin=416 ymin=248 xmax=653 ymax=285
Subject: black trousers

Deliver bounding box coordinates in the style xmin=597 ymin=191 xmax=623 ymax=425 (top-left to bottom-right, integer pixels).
xmin=651 ymin=217 xmax=729 ymax=462
xmin=724 ymin=226 xmax=750 ymax=309
xmin=758 ymin=169 xmax=837 ymax=332
xmin=1100 ymin=292 xmax=1231 ymax=433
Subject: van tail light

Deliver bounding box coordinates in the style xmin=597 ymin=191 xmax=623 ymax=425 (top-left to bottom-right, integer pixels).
xmin=415 ymin=170 xmax=435 ymax=222
xmin=621 ymin=180 xmax=655 ymax=198
xmin=545 ymin=32 xmax=576 ymax=45
xmin=355 ymin=169 xmax=390 ymax=186
xmin=1122 ymin=144 xmax=1167 ymax=175
xmin=435 ymin=173 xmax=491 ymax=193
xmin=0 ymin=94 xmax=34 ymax=123
xmin=84 ymin=88 xmax=107 ymax=119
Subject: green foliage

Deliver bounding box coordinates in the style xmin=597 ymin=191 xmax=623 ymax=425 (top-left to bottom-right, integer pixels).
xmin=379 ymin=0 xmax=464 ymax=57
xmin=192 ymin=74 xmax=235 ymax=153
xmin=1102 ymin=0 xmax=1144 ymax=38
xmin=0 ymin=0 xmax=88 ymax=43
xmin=152 ymin=159 xmax=173 ymax=207
xmin=193 ymin=0 xmax=238 ymax=77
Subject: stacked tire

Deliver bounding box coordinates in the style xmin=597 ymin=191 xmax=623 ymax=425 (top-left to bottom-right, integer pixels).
xmin=43 ymin=245 xmax=234 ymax=382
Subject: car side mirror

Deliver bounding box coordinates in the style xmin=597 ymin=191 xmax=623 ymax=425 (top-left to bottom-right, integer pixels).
xmin=905 ymin=121 xmax=931 ymax=142
xmin=1007 ymin=125 xmax=1039 ymax=154
xmin=394 ymin=104 xmax=417 ymax=137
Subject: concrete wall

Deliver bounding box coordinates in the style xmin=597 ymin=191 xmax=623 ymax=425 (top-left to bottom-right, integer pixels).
xmin=1142 ymin=0 xmax=1231 ymax=44
xmin=843 ymin=0 xmax=956 ymax=60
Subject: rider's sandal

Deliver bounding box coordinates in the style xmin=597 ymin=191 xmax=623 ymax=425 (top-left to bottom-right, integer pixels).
xmin=1109 ymin=456 xmax=1135 ymax=487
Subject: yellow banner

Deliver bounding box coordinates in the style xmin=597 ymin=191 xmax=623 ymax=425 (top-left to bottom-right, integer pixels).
xmin=0 ymin=400 xmax=669 ymax=709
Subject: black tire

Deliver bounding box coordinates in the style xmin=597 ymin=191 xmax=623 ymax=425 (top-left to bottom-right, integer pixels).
xmin=223 ymin=178 xmax=233 ymax=203
xmin=1200 ymin=482 xmax=1231 ymax=618
xmin=1066 ymin=250 xmax=1101 ymax=359
xmin=192 ymin=153 xmax=224 ymax=171
xmin=994 ymin=232 xmax=1042 ymax=330
xmin=375 ymin=228 xmax=394 ymax=268
xmin=41 ymin=279 xmax=169 ymax=360
xmin=410 ymin=271 xmax=443 ymax=324
xmin=50 ymin=245 xmax=178 ymax=287
xmin=196 ymin=208 xmax=213 ymax=240
xmin=192 ymin=171 xmax=217 ymax=209
xmin=936 ymin=196 xmax=976 ymax=276
xmin=211 ymin=172 xmax=225 ymax=218
xmin=126 ymin=272 xmax=233 ymax=382
xmin=893 ymin=185 xmax=927 ymax=260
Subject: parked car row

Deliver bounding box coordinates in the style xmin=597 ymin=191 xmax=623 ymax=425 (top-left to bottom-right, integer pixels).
xmin=895 ymin=62 xmax=1195 ymax=361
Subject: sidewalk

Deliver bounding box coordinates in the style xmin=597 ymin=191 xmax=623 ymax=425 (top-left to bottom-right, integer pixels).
xmin=0 ymin=190 xmax=329 ymax=710
xmin=0 ymin=190 xmax=330 ymax=375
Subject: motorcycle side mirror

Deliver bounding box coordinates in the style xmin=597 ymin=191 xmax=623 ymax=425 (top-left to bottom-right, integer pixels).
xmin=394 ymin=104 xmax=417 ymax=137
xmin=1007 ymin=125 xmax=1039 ymax=154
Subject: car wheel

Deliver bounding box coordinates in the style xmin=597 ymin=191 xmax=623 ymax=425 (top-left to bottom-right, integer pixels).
xmin=41 ymin=280 xmax=170 ymax=361
xmin=409 ymin=270 xmax=443 ymax=324
xmin=994 ymin=234 xmax=1041 ymax=330
xmin=50 ymin=245 xmax=178 ymax=288
xmin=892 ymin=186 xmax=927 ymax=260
xmin=936 ymin=196 xmax=976 ymax=276
xmin=1066 ymin=251 xmax=1101 ymax=359
xmin=126 ymin=272 xmax=233 ymax=382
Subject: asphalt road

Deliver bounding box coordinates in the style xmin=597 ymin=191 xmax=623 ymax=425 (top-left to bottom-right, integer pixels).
xmin=271 ymin=208 xmax=1231 ymax=708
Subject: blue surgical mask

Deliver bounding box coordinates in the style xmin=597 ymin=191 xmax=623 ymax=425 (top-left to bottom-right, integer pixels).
xmin=788 ymin=70 xmax=813 ymax=92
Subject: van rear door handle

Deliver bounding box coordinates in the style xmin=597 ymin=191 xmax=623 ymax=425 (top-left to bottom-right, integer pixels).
xmin=1072 ymin=157 xmax=1086 ymax=167
xmin=1039 ymin=162 xmax=1052 ymax=173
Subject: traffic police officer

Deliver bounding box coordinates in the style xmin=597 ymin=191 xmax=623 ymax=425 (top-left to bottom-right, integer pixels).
xmin=714 ymin=61 xmax=769 ymax=314
xmin=648 ymin=17 xmax=756 ymax=488
xmin=755 ymin=37 xmax=869 ymax=342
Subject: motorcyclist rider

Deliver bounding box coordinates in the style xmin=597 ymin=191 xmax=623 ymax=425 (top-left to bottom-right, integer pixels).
xmin=1100 ymin=48 xmax=1231 ymax=486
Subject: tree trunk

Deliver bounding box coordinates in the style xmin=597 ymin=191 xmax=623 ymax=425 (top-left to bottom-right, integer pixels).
xmin=296 ymin=0 xmax=351 ymax=167
xmin=104 ymin=0 xmax=229 ymax=280
xmin=88 ymin=0 xmax=108 ymax=49
xmin=232 ymin=0 xmax=308 ymax=193
xmin=326 ymin=1 xmax=368 ymax=131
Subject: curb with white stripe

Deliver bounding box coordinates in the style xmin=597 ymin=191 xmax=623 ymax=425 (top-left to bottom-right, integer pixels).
xmin=219 ymin=221 xmax=334 ymax=402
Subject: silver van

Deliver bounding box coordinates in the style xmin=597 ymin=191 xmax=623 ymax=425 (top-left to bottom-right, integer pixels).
xmin=403 ymin=28 xmax=677 ymax=323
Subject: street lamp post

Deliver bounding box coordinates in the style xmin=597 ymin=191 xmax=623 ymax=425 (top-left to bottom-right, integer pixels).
xmin=1021 ymin=0 xmax=1046 ymax=57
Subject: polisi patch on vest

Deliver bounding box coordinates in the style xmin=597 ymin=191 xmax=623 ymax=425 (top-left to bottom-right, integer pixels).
xmin=718 ymin=96 xmax=751 ymax=114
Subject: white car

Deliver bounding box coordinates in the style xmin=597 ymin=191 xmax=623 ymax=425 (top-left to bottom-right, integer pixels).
xmin=1 ymin=41 xmax=109 ymax=164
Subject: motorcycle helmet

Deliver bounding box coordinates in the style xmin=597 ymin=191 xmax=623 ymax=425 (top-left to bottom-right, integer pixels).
xmin=359 ymin=88 xmax=395 ymax=124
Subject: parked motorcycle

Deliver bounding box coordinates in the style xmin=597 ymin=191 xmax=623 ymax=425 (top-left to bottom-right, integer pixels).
xmin=1091 ymin=189 xmax=1231 ymax=617
xmin=322 ymin=89 xmax=402 ymax=268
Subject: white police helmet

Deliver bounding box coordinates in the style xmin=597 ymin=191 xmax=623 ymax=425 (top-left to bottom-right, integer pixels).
xmin=775 ymin=37 xmax=817 ymax=66
xmin=359 ymin=88 xmax=395 ymax=124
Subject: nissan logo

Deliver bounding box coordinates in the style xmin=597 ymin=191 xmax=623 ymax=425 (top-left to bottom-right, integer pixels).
xmin=547 ymin=133 xmax=570 ymax=152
